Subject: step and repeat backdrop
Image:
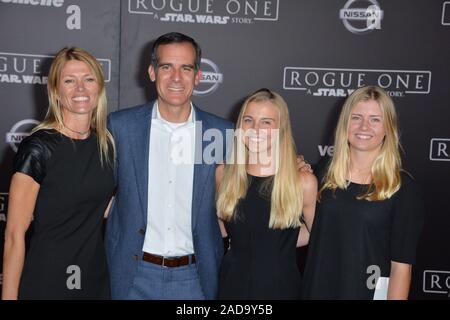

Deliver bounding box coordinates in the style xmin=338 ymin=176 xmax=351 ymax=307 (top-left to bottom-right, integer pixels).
xmin=1 ymin=0 xmax=449 ymax=299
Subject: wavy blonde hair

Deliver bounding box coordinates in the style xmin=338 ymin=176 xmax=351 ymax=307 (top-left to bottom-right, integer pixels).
xmin=217 ymin=89 xmax=302 ymax=229
xmin=33 ymin=47 xmax=114 ymax=166
xmin=320 ymin=85 xmax=401 ymax=201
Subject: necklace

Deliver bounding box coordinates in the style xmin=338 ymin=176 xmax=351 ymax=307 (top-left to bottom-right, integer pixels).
xmin=63 ymin=124 xmax=90 ymax=136
xmin=347 ymin=169 xmax=371 ymax=186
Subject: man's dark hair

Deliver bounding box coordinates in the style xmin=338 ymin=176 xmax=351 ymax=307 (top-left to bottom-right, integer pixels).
xmin=151 ymin=32 xmax=202 ymax=71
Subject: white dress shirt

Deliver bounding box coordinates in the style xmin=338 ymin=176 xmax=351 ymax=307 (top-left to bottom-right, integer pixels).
xmin=142 ymin=102 xmax=196 ymax=256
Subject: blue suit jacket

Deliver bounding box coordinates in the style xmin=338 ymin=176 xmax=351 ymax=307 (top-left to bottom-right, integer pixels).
xmin=105 ymin=102 xmax=233 ymax=299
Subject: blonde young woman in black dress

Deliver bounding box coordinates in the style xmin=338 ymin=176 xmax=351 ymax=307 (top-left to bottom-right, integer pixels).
xmin=302 ymin=86 xmax=424 ymax=300
xmin=216 ymin=89 xmax=317 ymax=299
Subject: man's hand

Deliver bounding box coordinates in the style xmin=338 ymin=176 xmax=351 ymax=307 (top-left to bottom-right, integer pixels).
xmin=297 ymin=155 xmax=313 ymax=173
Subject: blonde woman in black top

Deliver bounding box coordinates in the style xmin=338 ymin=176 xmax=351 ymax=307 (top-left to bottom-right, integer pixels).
xmin=2 ymin=47 xmax=115 ymax=299
xmin=302 ymin=86 xmax=424 ymax=300
xmin=216 ymin=89 xmax=317 ymax=299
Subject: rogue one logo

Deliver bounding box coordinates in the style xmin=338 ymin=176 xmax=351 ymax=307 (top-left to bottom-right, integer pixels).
xmin=429 ymin=138 xmax=450 ymax=161
xmin=194 ymin=58 xmax=223 ymax=96
xmin=6 ymin=119 xmax=40 ymax=152
xmin=340 ymin=0 xmax=383 ymax=34
xmin=442 ymin=2 xmax=450 ymax=25
xmin=283 ymin=67 xmax=432 ymax=97
xmin=128 ymin=0 xmax=279 ymax=24
xmin=0 ymin=52 xmax=111 ymax=84
xmin=423 ymin=270 xmax=450 ymax=297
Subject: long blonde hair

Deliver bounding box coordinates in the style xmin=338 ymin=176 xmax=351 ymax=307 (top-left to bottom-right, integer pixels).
xmin=320 ymin=85 xmax=401 ymax=201
xmin=33 ymin=47 xmax=114 ymax=166
xmin=217 ymin=89 xmax=303 ymax=229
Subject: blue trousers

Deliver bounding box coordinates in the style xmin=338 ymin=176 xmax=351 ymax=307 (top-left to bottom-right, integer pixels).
xmin=126 ymin=258 xmax=205 ymax=300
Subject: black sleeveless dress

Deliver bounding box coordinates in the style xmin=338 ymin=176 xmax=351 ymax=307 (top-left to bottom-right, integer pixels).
xmin=13 ymin=129 xmax=114 ymax=299
xmin=218 ymin=174 xmax=302 ymax=300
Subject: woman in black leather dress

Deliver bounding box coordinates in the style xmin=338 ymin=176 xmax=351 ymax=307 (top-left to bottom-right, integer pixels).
xmin=2 ymin=47 xmax=115 ymax=299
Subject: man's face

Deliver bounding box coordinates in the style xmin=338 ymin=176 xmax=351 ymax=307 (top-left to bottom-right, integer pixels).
xmin=148 ymin=42 xmax=201 ymax=112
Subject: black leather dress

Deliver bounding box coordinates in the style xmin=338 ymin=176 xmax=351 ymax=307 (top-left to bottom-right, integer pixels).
xmin=13 ymin=129 xmax=114 ymax=299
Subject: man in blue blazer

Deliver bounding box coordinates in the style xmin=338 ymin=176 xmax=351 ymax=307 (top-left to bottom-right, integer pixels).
xmin=105 ymin=32 xmax=233 ymax=299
